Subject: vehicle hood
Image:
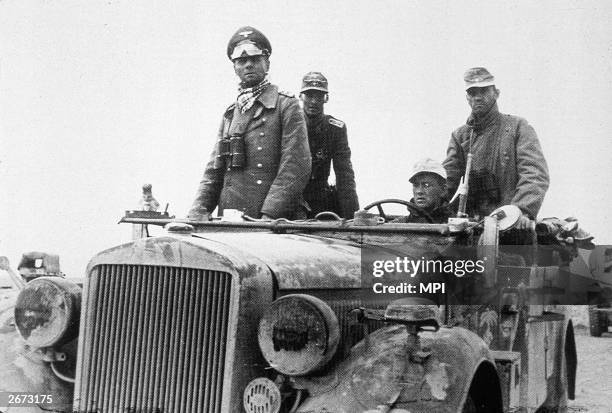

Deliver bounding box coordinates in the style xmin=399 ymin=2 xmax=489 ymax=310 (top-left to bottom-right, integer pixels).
xmin=87 ymin=232 xmax=363 ymax=290
xmin=192 ymin=232 xmax=362 ymax=289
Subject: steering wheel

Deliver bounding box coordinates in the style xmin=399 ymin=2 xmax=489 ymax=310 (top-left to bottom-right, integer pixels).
xmin=363 ymin=198 xmax=434 ymax=223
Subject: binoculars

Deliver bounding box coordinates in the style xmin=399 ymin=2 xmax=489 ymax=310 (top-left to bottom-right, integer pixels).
xmin=214 ymin=134 xmax=246 ymax=169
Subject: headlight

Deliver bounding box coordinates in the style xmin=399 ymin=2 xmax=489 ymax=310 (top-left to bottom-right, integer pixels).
xmin=258 ymin=294 xmax=339 ymax=376
xmin=15 ymin=277 xmax=81 ymax=347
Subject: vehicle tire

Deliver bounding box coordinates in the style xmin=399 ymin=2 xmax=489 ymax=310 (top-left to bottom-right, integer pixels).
xmin=539 ymin=323 xmax=574 ymax=412
xmin=589 ymin=305 xmax=605 ymax=337
xmin=461 ymin=394 xmax=477 ymax=413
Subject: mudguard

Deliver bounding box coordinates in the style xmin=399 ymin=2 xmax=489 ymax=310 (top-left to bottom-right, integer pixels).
xmin=295 ymin=324 xmax=498 ymax=413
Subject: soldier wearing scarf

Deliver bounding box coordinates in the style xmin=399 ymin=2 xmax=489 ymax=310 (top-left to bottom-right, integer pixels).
xmin=188 ymin=27 xmax=311 ymax=220
xmin=444 ymin=67 xmax=549 ymax=229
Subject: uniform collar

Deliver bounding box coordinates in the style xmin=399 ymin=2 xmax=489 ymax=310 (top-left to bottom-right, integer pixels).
xmin=467 ymin=103 xmax=500 ymax=131
xmin=409 ymin=198 xmax=449 ymax=216
xmin=225 ymin=83 xmax=277 ymax=114
xmin=255 ymin=84 xmax=278 ymax=109
xmin=305 ymin=113 xmax=326 ymax=130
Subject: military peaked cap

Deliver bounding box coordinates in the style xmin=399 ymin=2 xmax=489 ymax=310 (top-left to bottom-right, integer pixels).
xmin=227 ymin=26 xmax=272 ymax=60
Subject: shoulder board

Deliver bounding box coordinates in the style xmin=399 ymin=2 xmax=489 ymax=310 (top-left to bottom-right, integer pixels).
xmin=225 ymin=102 xmax=236 ymax=113
xmin=278 ymin=89 xmax=295 ymax=98
xmin=328 ymin=117 xmax=345 ymax=128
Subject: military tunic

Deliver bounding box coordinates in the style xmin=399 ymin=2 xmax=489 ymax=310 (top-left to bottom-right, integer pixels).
xmin=444 ymin=104 xmax=549 ymax=219
xmin=303 ymin=114 xmax=359 ymax=218
xmin=189 ymin=84 xmax=311 ymax=219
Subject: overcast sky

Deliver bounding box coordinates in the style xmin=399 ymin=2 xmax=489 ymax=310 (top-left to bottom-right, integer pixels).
xmin=1 ymin=0 xmax=611 ymax=277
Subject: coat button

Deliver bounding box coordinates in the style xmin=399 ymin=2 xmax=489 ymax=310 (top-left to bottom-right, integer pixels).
xmin=262 ymin=118 xmax=266 ymax=122
xmin=257 ymin=146 xmax=262 ymax=151
xmin=227 ymin=167 xmax=231 ymax=171
xmin=259 ymin=132 xmax=265 ymax=136
xmin=256 ymin=180 xmax=262 ymax=185
xmin=257 ymin=163 xmax=263 ymax=168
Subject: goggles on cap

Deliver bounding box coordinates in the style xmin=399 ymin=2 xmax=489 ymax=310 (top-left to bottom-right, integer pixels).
xmin=230 ymin=41 xmax=266 ymax=60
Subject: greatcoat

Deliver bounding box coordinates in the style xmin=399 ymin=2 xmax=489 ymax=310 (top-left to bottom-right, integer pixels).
xmin=189 ymin=84 xmax=311 ymax=219
xmin=444 ymin=104 xmax=549 ymax=219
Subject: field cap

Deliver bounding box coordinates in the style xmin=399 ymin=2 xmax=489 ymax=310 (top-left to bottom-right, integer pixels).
xmin=409 ymin=158 xmax=447 ymax=183
xmin=227 ymin=26 xmax=271 ymax=60
xmin=464 ymin=67 xmax=495 ymax=90
xmin=301 ymin=72 xmax=328 ymax=93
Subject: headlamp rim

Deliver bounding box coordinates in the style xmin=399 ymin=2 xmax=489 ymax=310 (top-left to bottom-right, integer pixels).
xmin=258 ymin=294 xmax=339 ymax=376
xmin=14 ymin=276 xmax=80 ymax=348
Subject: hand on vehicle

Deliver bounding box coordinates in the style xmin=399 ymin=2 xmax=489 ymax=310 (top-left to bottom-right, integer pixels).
xmin=515 ymin=213 xmax=532 ymax=230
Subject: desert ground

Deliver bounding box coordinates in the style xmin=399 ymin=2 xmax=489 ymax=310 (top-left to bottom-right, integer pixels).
xmin=569 ymin=307 xmax=612 ymax=413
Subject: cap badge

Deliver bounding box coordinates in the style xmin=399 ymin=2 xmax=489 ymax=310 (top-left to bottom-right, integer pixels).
xmin=238 ymin=30 xmax=253 ymax=38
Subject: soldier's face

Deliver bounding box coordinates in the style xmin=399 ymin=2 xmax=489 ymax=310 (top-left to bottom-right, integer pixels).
xmin=412 ymin=174 xmax=445 ymax=210
xmin=466 ymin=86 xmax=499 ymax=116
xmin=300 ymin=90 xmax=327 ymax=117
xmin=233 ymin=55 xmax=269 ymax=87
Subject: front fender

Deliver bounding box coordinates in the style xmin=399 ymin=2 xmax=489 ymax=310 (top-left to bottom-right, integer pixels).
xmin=0 ymin=293 xmax=73 ymax=412
xmin=296 ymin=324 xmax=495 ymax=413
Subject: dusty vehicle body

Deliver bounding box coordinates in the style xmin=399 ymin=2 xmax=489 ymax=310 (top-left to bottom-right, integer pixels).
xmin=588 ymin=304 xmax=611 ymax=337
xmin=587 ymin=246 xmax=612 ymax=336
xmin=0 ymin=255 xmax=76 ymax=411
xmin=0 ymin=206 xmax=587 ymax=413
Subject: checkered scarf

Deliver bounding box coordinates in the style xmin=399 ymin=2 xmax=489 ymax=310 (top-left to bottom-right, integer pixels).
xmin=236 ymin=78 xmax=270 ymax=113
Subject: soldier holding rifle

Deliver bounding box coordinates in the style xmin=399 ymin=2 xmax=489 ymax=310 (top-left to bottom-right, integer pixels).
xmin=444 ymin=67 xmax=549 ymax=228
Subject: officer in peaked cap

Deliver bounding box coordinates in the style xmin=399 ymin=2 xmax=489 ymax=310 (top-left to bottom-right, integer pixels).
xmin=392 ymin=158 xmax=451 ymax=224
xmin=226 ymin=26 xmax=272 ymax=61
xmin=300 ymin=71 xmax=359 ymax=219
xmin=188 ymin=27 xmax=311 ymax=220
xmin=443 ymin=67 xmax=549 ymax=228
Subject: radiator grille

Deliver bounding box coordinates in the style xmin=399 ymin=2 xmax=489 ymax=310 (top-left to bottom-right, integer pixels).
xmin=74 ymin=264 xmax=233 ymax=413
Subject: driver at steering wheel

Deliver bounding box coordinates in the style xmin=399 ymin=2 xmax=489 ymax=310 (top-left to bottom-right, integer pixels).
xmin=393 ymin=158 xmax=451 ymax=224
